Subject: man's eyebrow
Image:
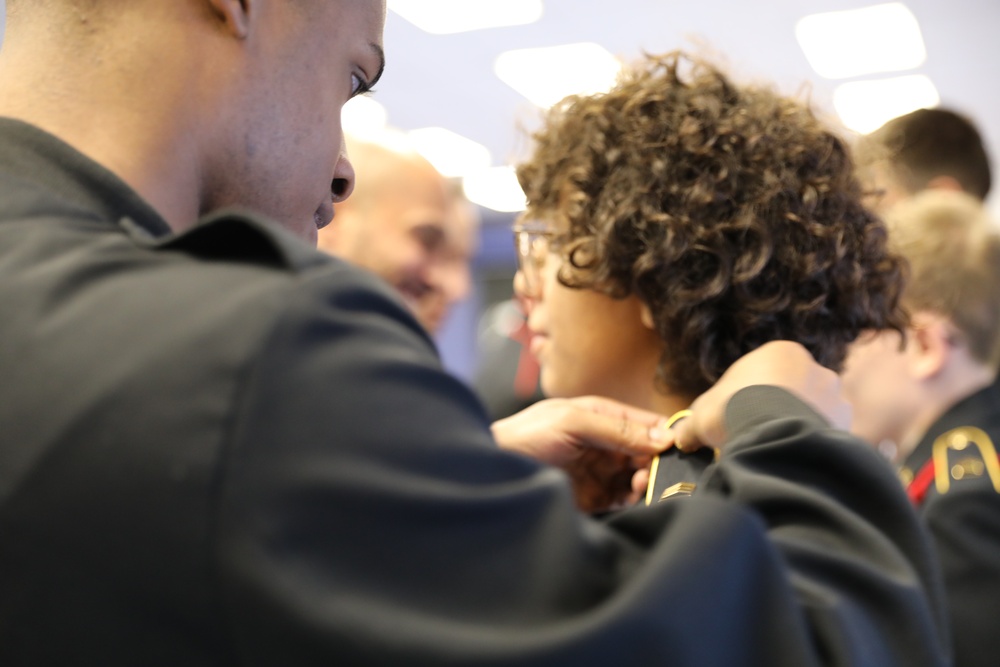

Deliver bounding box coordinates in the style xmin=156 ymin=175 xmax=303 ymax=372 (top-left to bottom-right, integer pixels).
xmin=367 ymin=43 xmax=386 ymax=89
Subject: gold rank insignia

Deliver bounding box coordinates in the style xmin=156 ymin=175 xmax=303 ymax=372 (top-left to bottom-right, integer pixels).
xmin=657 ymin=482 xmax=697 ymax=501
xmin=931 ymin=426 xmax=1000 ymax=495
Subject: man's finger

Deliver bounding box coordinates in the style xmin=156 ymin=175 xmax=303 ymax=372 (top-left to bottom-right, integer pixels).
xmin=672 ymin=415 xmax=706 ymax=452
xmin=631 ymin=468 xmax=651 ymax=496
xmin=576 ymin=395 xmax=669 ymax=429
xmin=569 ymin=407 xmax=670 ymax=457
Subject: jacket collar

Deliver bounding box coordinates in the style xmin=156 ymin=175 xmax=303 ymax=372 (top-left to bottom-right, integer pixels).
xmin=903 ymin=381 xmax=1000 ymax=472
xmin=0 ymin=117 xmax=172 ymax=238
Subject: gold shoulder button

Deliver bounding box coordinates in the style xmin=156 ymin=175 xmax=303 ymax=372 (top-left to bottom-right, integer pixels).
xmin=951 ymin=458 xmax=986 ymax=480
xmin=932 ymin=426 xmax=1000 ymax=495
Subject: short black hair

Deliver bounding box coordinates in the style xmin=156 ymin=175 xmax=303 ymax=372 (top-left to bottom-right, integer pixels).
xmin=863 ymin=108 xmax=992 ymax=200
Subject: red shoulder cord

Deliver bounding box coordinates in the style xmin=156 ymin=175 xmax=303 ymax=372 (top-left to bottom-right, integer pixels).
xmin=906 ymin=460 xmax=937 ymax=506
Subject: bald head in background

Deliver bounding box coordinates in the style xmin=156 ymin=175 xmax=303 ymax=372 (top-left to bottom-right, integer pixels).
xmin=319 ymin=135 xmax=478 ymax=333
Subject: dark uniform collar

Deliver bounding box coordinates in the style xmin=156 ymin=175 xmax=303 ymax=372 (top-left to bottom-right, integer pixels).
xmin=0 ymin=117 xmax=172 ymax=238
xmin=903 ymin=382 xmax=1000 ymax=474
xmin=900 ymin=381 xmax=1000 ymax=504
xmin=0 ymin=117 xmax=345 ymax=273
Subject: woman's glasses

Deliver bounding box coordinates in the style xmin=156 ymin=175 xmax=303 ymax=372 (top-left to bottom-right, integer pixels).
xmin=512 ymin=223 xmax=556 ymax=297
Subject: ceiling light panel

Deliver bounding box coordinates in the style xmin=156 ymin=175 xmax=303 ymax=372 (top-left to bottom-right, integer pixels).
xmin=796 ymin=2 xmax=927 ymax=79
xmin=408 ymin=127 xmax=492 ymax=178
xmin=463 ymin=166 xmax=527 ymax=213
xmin=389 ymin=0 xmax=543 ymax=35
xmin=495 ymin=43 xmax=622 ymax=108
xmin=341 ymin=96 xmax=389 ymax=139
xmin=834 ymin=74 xmax=940 ymax=134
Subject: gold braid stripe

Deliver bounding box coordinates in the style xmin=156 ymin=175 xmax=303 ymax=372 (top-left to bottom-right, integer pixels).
xmin=644 ymin=409 xmax=693 ymax=506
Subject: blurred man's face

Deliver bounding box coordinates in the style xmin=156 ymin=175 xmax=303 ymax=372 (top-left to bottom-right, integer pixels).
xmin=408 ymin=196 xmax=478 ymax=333
xmin=319 ymin=160 xmax=476 ymax=333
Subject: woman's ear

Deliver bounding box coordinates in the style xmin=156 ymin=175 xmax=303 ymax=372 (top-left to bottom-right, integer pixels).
xmin=206 ymin=0 xmax=252 ymax=39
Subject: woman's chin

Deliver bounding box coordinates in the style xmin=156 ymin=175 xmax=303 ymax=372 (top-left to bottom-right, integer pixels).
xmin=539 ymin=369 xmax=581 ymax=400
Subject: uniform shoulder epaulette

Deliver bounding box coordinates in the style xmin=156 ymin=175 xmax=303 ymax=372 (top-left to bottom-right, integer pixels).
xmin=905 ymin=426 xmax=1000 ymax=505
xmin=645 ymin=410 xmax=718 ymax=505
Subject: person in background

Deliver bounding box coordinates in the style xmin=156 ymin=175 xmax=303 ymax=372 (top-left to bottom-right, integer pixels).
xmin=841 ymin=190 xmax=1000 ymax=667
xmin=0 ymin=1 xmax=948 ymax=664
xmin=855 ymin=107 xmax=992 ymax=214
xmin=318 ymin=133 xmax=478 ymax=334
xmin=473 ymin=296 xmax=546 ymax=420
xmin=510 ymin=50 xmax=908 ymax=502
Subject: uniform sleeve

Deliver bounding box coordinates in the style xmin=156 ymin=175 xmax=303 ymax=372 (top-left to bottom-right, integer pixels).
xmin=923 ymin=482 xmax=1000 ymax=667
xmin=213 ymin=268 xmax=948 ymax=667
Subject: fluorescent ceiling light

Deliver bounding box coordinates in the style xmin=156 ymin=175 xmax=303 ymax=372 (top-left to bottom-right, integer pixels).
xmin=796 ymin=2 xmax=927 ymax=79
xmin=834 ymin=75 xmax=940 ymax=134
xmin=389 ymin=0 xmax=543 ymax=35
xmin=495 ymin=43 xmax=622 ymax=108
xmin=342 ymin=96 xmax=388 ymax=139
xmin=408 ymin=127 xmax=492 ymax=178
xmin=463 ymin=166 xmax=526 ymax=212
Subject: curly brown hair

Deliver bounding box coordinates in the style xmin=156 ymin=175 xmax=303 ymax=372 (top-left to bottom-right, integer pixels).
xmin=516 ymin=51 xmax=907 ymax=397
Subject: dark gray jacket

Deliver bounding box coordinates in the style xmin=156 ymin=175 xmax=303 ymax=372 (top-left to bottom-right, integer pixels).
xmin=0 ymin=118 xmax=948 ymax=666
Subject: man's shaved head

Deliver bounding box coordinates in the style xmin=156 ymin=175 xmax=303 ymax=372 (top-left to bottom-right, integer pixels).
xmin=0 ymin=0 xmax=386 ymax=240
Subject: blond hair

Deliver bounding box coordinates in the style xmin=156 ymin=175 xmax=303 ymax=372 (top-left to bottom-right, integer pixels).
xmin=887 ymin=191 xmax=1000 ymax=368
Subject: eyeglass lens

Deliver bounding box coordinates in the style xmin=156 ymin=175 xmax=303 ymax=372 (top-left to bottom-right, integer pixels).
xmin=515 ymin=230 xmax=549 ymax=295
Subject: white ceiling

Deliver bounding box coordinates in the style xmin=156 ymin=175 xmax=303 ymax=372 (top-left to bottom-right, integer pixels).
xmin=1 ymin=1 xmax=997 ymax=215
xmin=375 ymin=0 xmax=1000 ymax=217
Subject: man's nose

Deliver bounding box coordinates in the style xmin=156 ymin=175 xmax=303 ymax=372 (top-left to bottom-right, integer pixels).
xmin=331 ymin=150 xmax=356 ymax=203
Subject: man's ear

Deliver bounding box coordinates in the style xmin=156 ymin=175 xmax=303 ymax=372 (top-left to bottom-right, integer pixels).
xmin=925 ymin=175 xmax=965 ymax=194
xmin=907 ymin=311 xmax=954 ymax=380
xmin=206 ymin=0 xmax=253 ymax=39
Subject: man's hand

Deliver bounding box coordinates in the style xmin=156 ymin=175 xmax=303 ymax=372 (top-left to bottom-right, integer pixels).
xmin=631 ymin=341 xmax=851 ymax=498
xmin=673 ymin=340 xmax=851 ymax=452
xmin=492 ymin=396 xmax=670 ymax=512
